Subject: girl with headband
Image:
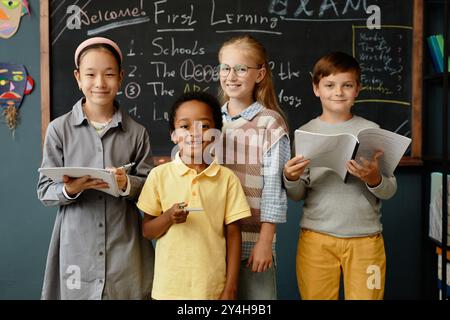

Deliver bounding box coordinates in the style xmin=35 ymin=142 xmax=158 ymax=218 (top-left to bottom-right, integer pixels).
xmin=38 ymin=37 xmax=155 ymax=300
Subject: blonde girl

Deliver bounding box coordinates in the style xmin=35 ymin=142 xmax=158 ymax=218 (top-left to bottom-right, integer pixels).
xmin=217 ymin=35 xmax=290 ymax=300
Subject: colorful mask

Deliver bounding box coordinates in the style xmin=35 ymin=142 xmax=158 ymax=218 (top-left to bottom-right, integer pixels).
xmin=0 ymin=0 xmax=29 ymax=39
xmin=0 ymin=62 xmax=34 ymax=130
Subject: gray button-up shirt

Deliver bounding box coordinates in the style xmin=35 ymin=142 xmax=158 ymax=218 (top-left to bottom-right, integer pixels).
xmin=37 ymin=99 xmax=155 ymax=299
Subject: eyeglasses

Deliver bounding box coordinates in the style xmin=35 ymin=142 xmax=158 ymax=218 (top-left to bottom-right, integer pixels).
xmin=217 ymin=63 xmax=262 ymax=77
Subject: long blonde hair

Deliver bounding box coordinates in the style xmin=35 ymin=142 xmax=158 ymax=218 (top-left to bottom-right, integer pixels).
xmin=218 ymin=35 xmax=286 ymax=121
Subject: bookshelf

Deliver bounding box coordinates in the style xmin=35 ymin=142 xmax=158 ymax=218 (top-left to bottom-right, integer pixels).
xmin=423 ymin=73 xmax=450 ymax=82
xmin=423 ymin=0 xmax=449 ymax=300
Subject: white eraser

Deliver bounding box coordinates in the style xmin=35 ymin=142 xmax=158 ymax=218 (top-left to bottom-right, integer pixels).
xmin=185 ymin=207 xmax=203 ymax=212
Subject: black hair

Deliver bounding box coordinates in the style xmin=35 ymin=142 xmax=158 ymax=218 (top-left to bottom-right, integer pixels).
xmin=169 ymin=91 xmax=223 ymax=132
xmin=77 ymin=43 xmax=122 ymax=70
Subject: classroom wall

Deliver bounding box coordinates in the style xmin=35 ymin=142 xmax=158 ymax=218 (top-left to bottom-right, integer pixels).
xmin=0 ymin=2 xmax=55 ymax=299
xmin=0 ymin=2 xmax=436 ymax=300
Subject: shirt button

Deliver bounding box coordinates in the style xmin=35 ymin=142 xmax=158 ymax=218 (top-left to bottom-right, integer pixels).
xmin=192 ymin=191 xmax=196 ymax=196
xmin=99 ymin=251 xmax=103 ymax=256
xmin=99 ymin=223 xmax=103 ymax=228
xmin=192 ymin=179 xmax=197 ymax=184
xmin=99 ymin=279 xmax=103 ymax=284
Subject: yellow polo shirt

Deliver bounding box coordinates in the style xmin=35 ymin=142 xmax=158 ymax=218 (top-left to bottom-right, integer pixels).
xmin=137 ymin=153 xmax=251 ymax=300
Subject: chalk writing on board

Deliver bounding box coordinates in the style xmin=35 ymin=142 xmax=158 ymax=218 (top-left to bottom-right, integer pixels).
xmin=269 ymin=0 xmax=375 ymax=21
xmin=50 ymin=0 xmax=413 ymax=156
xmin=353 ymin=25 xmax=412 ymax=107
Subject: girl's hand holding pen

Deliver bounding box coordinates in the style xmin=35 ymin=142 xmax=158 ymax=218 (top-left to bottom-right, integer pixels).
xmin=106 ymin=167 xmax=128 ymax=191
xmin=106 ymin=162 xmax=135 ymax=191
xmin=119 ymin=162 xmax=135 ymax=171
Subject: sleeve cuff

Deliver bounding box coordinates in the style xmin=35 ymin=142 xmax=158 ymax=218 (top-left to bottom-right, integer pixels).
xmin=62 ymin=185 xmax=82 ymax=200
xmin=118 ymin=175 xmax=131 ymax=197
xmin=225 ymin=209 xmax=252 ymax=225
xmin=283 ymin=172 xmax=301 ymax=187
xmin=136 ymin=202 xmax=161 ymax=217
xmin=366 ymin=175 xmax=384 ymax=191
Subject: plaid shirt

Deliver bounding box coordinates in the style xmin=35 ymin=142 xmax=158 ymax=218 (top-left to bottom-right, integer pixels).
xmin=222 ymin=102 xmax=290 ymax=259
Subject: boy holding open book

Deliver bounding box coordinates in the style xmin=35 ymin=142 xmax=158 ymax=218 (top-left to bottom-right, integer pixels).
xmin=283 ymin=52 xmax=398 ymax=300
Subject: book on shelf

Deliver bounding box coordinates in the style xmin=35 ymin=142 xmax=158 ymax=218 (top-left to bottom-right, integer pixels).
xmin=429 ymin=172 xmax=450 ymax=245
xmin=427 ymin=35 xmax=443 ymax=73
xmin=427 ymin=34 xmax=450 ymax=73
xmin=435 ymin=34 xmax=450 ymax=72
xmin=294 ymin=128 xmax=412 ymax=182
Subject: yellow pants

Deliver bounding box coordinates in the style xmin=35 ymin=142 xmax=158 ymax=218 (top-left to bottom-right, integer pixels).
xmin=296 ymin=229 xmax=386 ymax=300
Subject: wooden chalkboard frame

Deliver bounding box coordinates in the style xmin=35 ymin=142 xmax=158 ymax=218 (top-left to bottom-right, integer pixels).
xmin=40 ymin=0 xmax=424 ymax=165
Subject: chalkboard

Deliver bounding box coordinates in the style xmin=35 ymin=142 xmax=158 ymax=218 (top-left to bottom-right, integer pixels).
xmin=41 ymin=0 xmax=423 ymax=161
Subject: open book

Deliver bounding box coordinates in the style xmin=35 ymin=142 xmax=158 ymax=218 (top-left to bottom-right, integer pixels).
xmin=38 ymin=167 xmax=120 ymax=197
xmin=294 ymin=128 xmax=412 ymax=182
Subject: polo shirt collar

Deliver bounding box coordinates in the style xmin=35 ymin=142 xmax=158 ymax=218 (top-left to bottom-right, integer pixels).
xmin=221 ymin=101 xmax=263 ymax=121
xmin=173 ymin=152 xmax=220 ymax=177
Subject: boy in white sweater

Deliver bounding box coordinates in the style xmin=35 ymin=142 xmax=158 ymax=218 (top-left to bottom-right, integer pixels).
xmin=283 ymin=52 xmax=397 ymax=300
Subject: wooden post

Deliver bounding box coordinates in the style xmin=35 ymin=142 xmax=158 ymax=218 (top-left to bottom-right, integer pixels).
xmin=411 ymin=0 xmax=423 ymax=160
xmin=40 ymin=0 xmax=50 ymax=147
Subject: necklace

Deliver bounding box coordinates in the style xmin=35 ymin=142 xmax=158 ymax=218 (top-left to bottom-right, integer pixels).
xmin=90 ymin=119 xmax=111 ymax=132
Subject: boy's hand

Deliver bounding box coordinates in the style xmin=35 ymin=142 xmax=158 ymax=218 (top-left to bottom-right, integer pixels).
xmin=63 ymin=175 xmax=109 ymax=196
xmin=346 ymin=151 xmax=383 ymax=187
xmin=284 ymin=155 xmax=310 ymax=181
xmin=163 ymin=202 xmax=189 ymax=224
xmin=218 ymin=287 xmax=237 ymax=300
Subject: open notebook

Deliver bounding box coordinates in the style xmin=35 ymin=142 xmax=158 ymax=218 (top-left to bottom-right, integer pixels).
xmin=38 ymin=167 xmax=120 ymax=197
xmin=295 ymin=128 xmax=411 ymax=182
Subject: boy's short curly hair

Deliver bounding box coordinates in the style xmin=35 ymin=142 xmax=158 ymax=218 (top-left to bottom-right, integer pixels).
xmin=312 ymin=52 xmax=361 ymax=86
xmin=169 ymin=91 xmax=223 ymax=132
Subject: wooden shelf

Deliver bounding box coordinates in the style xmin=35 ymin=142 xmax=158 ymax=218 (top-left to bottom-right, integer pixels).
xmin=400 ymin=157 xmax=424 ymax=166
xmin=431 ymin=237 xmax=450 ymax=249
xmin=424 ymin=72 xmax=450 ymax=83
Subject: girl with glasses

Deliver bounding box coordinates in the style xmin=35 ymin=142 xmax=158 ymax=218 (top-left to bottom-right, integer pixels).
xmin=217 ymin=35 xmax=290 ymax=300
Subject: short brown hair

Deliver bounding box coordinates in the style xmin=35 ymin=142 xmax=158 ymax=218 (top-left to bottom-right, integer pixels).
xmin=312 ymin=52 xmax=360 ymax=86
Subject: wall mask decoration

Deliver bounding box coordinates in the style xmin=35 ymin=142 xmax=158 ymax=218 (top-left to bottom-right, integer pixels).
xmin=0 ymin=0 xmax=30 ymax=39
xmin=0 ymin=62 xmax=34 ymax=133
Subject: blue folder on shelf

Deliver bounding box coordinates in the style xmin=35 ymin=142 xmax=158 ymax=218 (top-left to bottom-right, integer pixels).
xmin=435 ymin=34 xmax=450 ymax=72
xmin=427 ymin=35 xmax=444 ymax=73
